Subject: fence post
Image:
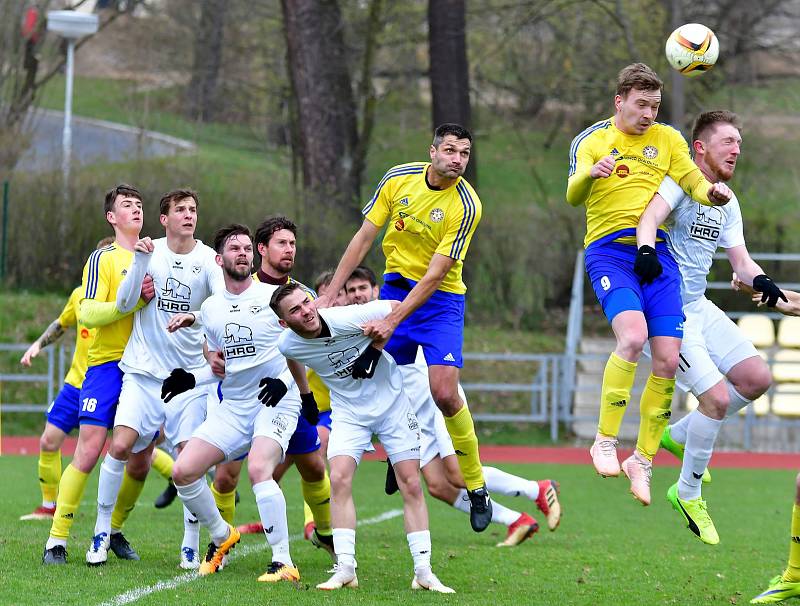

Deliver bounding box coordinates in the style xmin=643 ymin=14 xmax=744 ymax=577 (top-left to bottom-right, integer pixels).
xmin=1 ymin=180 xmax=8 ymax=280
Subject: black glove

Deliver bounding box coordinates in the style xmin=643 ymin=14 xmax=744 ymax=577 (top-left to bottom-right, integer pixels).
xmin=753 ymin=274 xmax=788 ymax=308
xmin=300 ymin=392 xmax=319 ymax=425
xmin=259 ymin=377 xmax=288 ymax=407
xmin=161 ymin=368 xmax=196 ymax=403
xmin=351 ymin=345 xmax=382 ymax=379
xmin=634 ymin=245 xmax=663 ymax=285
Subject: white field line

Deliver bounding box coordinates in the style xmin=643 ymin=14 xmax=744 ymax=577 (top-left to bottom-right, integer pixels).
xmin=95 ymin=508 xmax=403 ymax=606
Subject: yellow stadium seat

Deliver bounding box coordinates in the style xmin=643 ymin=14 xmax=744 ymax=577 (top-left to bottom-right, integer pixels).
xmin=777 ymin=316 xmax=800 ymax=348
xmin=772 ymin=349 xmax=800 ymax=382
xmin=771 ymin=384 xmax=800 ymax=417
xmin=737 ymin=314 xmax=775 ymax=348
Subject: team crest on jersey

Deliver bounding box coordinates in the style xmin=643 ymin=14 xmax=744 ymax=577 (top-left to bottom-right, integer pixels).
xmin=249 ymin=305 xmax=262 ymax=315
xmin=643 ymin=145 xmax=658 ymax=159
xmin=158 ymin=278 xmax=192 ymax=313
xmin=192 ymin=263 xmax=201 ymax=274
xmin=429 ymin=208 xmax=444 ymax=223
xmin=328 ymin=347 xmax=360 ymax=378
xmin=689 ymin=204 xmax=723 ymax=242
xmin=398 ymin=197 xmax=410 ymax=206
xmin=223 ymin=322 xmax=256 ymax=359
xmin=271 ymin=413 xmax=289 ymax=438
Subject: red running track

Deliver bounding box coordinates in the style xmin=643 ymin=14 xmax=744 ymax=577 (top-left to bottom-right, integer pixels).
xmin=1 ymin=437 xmax=798 ymax=469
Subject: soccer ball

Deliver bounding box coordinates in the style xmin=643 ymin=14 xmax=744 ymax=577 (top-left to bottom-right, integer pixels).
xmin=665 ymin=23 xmax=719 ymax=77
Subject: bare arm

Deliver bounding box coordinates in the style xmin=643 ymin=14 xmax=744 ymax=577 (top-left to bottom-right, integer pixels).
xmin=287 ymin=359 xmax=310 ymax=393
xmin=726 ymin=245 xmax=764 ymax=287
xmin=637 ymin=194 xmax=672 ymax=248
xmin=316 ymin=220 xmax=380 ymax=307
xmin=20 ymin=319 xmax=65 ymax=366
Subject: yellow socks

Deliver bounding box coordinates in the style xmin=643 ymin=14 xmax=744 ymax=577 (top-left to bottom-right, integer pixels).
xmin=783 ymin=504 xmax=800 ymax=582
xmin=211 ymin=484 xmax=237 ymax=526
xmin=444 ymin=405 xmax=485 ymax=491
xmin=303 ymin=501 xmax=314 ymax=529
xmin=39 ymin=449 xmax=62 ymax=505
xmin=111 ymin=470 xmax=145 ymax=531
xmin=598 ymin=353 xmax=637 ymax=437
xmin=49 ymin=464 xmax=88 ymax=540
xmin=301 ymin=472 xmax=332 ymax=535
xmin=636 ymin=374 xmax=675 ymax=460
xmin=151 ymin=448 xmax=174 ymax=481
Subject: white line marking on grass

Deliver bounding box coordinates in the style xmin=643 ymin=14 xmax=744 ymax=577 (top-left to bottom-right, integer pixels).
xmin=96 ymin=508 xmax=403 ymax=606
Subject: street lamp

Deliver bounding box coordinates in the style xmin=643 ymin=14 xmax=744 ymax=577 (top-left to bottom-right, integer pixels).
xmin=46 ymin=10 xmax=98 ymax=189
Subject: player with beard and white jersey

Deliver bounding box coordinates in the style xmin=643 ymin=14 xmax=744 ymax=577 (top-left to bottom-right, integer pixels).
xmin=86 ymin=190 xmax=224 ymax=568
xmin=345 ymin=265 xmax=562 ymax=545
xmin=161 ymin=224 xmax=316 ymax=583
xmin=637 ymin=111 xmax=786 ymax=545
xmin=272 ymin=282 xmax=454 ymax=594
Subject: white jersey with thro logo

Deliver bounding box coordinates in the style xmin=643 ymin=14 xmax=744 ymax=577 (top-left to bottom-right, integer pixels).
xmin=659 ymin=176 xmax=745 ymax=304
xmin=277 ymin=300 xmax=402 ymax=420
xmin=119 ymin=238 xmax=223 ymax=379
xmin=201 ymin=280 xmax=294 ymax=413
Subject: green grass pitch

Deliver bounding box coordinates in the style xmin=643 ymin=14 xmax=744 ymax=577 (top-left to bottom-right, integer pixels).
xmin=0 ymin=456 xmax=794 ymax=606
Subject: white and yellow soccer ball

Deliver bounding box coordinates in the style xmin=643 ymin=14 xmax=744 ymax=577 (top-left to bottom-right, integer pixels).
xmin=665 ymin=23 xmax=719 ymax=77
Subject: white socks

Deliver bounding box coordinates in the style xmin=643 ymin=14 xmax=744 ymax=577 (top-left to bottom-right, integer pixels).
xmin=176 ymin=477 xmax=229 ymax=545
xmin=95 ymin=454 xmax=126 ymax=537
xmin=407 ymin=530 xmax=431 ymax=574
xmin=678 ymin=411 xmax=723 ymax=500
xmin=182 ymin=505 xmax=200 ymax=553
xmin=333 ymin=528 xmax=356 ymax=568
xmin=483 ymin=466 xmax=539 ymax=500
xmin=253 ymin=480 xmax=292 ymax=566
xmin=725 ymin=383 xmax=752 ymax=417
xmin=452 ymin=488 xmax=518 ymax=526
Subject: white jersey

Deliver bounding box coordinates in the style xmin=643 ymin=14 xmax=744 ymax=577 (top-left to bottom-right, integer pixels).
xmin=201 ymin=281 xmax=294 ymax=411
xmin=278 ymin=300 xmax=403 ymax=421
xmin=660 ymin=176 xmax=745 ymax=304
xmin=118 ymin=238 xmax=223 ymax=379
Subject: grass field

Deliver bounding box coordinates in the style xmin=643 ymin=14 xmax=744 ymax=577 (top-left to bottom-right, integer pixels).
xmin=0 ymin=455 xmax=795 ymax=606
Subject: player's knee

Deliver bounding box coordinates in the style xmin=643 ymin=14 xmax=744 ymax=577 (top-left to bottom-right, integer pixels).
xmin=795 ymin=473 xmax=800 ymax=504
xmin=651 ymin=350 xmax=680 ymax=377
xmin=329 ymin=469 xmax=352 ymax=494
xmin=616 ymin=333 xmax=646 ymax=361
xmin=247 ymin=459 xmax=274 ymax=484
xmin=172 ymin=461 xmax=200 ymax=486
xmin=738 ymin=365 xmax=772 ymax=401
xmin=214 ymin=470 xmax=239 ymax=493
xmin=126 ymin=452 xmax=151 ymax=480
xmin=297 ymin=454 xmax=326 ymax=482
xmin=395 ymin=468 xmax=423 ymax=497
xmin=108 ymin=439 xmax=132 ymax=462
xmin=431 ymin=387 xmax=461 ymax=416
xmin=40 ymin=431 xmax=62 ymax=452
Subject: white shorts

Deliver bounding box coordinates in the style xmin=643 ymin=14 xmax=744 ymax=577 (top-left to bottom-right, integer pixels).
xmin=114 ymin=372 xmax=207 ymax=453
xmin=327 ymin=393 xmax=420 ymax=466
xmin=676 ymin=297 xmax=760 ymax=396
xmin=192 ymin=388 xmax=300 ymax=462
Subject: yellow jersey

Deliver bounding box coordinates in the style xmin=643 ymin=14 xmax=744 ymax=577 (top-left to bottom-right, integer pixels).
xmin=362 ymin=162 xmax=482 ymax=295
xmin=59 ymin=286 xmax=96 ymax=388
xmin=567 ymin=117 xmax=715 ymax=248
xmin=81 ymin=242 xmax=134 ymax=366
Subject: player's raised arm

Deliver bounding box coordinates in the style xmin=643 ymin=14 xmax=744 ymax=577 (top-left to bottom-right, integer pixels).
xmin=316 ymin=220 xmax=380 ymax=309
xmin=566 ymin=143 xmax=613 ymax=207
xmin=20 ymin=319 xmax=65 ymax=367
xmin=116 ymin=237 xmax=155 ymax=312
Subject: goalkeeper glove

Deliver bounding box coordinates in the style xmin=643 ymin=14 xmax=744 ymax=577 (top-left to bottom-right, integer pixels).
xmin=634 ymin=245 xmax=663 ymax=285
xmin=351 ymin=345 xmax=382 ymax=379
xmin=753 ymin=274 xmax=788 ymax=307
xmin=300 ymin=392 xmax=319 ymax=425
xmin=259 ymin=377 xmax=288 ymax=407
xmin=162 ymin=368 xmax=196 ymax=403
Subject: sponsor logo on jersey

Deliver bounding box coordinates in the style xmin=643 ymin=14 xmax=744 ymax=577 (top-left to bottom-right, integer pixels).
xmin=429 ymin=208 xmax=445 ymax=223
xmin=172 ymin=260 xmax=183 ymax=270
xmin=230 ymin=304 xmax=240 ymax=313
xmin=223 ymin=322 xmax=256 ymax=359
xmin=398 ymin=196 xmax=410 ymax=206
xmin=610 ymin=147 xmax=620 ymax=156
xmin=407 ymin=412 xmax=419 ymax=432
xmin=615 ymin=164 xmax=630 ymax=178
xmin=158 ymin=278 xmax=192 ymax=313
xmin=80 ymin=328 xmax=90 ymax=339
xmin=689 ymin=204 xmax=723 ymax=241
xmin=398 ymin=210 xmax=432 ymax=231
xmin=328 ymin=346 xmax=360 ymax=378
xmin=395 ymin=218 xmax=405 ymax=231
xmin=643 ymin=145 xmax=658 ymax=159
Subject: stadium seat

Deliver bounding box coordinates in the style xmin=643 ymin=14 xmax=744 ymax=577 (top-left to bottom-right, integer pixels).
xmin=771 ymin=349 xmax=800 ymax=383
xmin=777 ymin=316 xmax=800 ymax=348
xmin=771 ymin=384 xmax=800 ymax=417
xmin=737 ymin=314 xmax=775 ymax=348
xmin=737 ymin=394 xmax=770 ymax=416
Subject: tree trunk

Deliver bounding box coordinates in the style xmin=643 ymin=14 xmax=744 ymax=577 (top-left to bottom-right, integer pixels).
xmin=428 ymin=0 xmax=475 ymax=183
xmin=185 ymin=0 xmax=227 ymax=122
xmin=282 ymin=0 xmax=359 ymax=211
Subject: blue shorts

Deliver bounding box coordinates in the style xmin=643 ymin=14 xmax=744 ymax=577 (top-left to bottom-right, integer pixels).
xmin=317 ymin=410 xmax=332 ymax=432
xmin=585 ymin=229 xmax=684 ymax=338
xmin=78 ymin=361 xmax=123 ymax=428
xmin=287 ymin=415 xmax=321 ymax=455
xmin=46 ymin=383 xmax=81 ymax=434
xmin=380 ymin=275 xmax=465 ymax=367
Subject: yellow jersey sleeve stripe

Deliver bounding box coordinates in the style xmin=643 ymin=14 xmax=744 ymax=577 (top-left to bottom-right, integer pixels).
xmin=361 ymin=164 xmax=426 ymax=216
xmin=568 ymin=120 xmax=611 ymax=176
xmin=85 ymin=247 xmax=110 ymax=299
xmin=451 ymin=182 xmax=477 ymax=259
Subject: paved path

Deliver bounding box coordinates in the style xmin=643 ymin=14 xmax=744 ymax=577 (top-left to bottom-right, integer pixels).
xmin=17 ymin=109 xmax=195 ymax=171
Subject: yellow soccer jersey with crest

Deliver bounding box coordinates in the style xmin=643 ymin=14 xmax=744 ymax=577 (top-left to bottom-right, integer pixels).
xmin=59 ymin=286 xmax=96 ymax=388
xmin=362 ymin=162 xmax=482 ymax=295
xmin=567 ymin=117 xmax=716 ymax=248
xmin=81 ymin=242 xmax=134 ymax=366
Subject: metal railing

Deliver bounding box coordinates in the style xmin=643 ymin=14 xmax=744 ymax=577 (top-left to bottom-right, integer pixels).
xmin=0 ymin=343 xmax=58 ymax=411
